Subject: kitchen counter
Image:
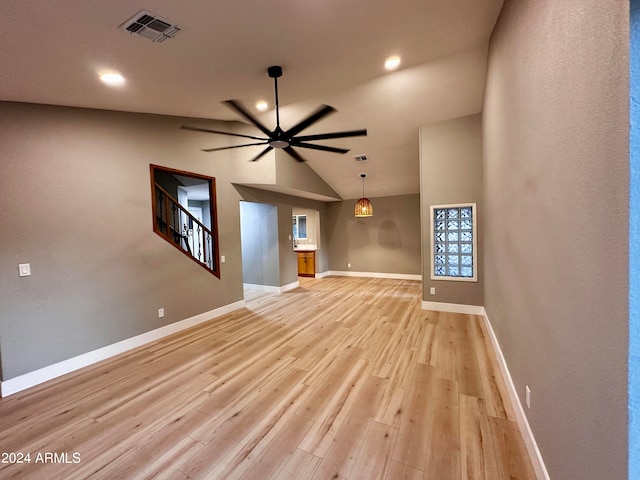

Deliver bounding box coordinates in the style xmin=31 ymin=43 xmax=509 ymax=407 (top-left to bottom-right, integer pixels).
xmin=293 ymin=245 xmax=317 ymax=251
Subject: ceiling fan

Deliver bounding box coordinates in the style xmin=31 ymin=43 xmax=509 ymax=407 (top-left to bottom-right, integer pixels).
xmin=181 ymin=66 xmax=367 ymax=162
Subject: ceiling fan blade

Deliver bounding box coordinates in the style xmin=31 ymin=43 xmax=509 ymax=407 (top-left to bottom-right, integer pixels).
xmin=202 ymin=141 xmax=269 ymax=152
xmin=289 ymin=141 xmax=350 ymax=154
xmin=223 ymin=100 xmax=273 ymax=137
xmin=294 ymin=129 xmax=368 ymax=142
xmin=283 ymin=146 xmax=307 ymax=163
xmin=284 ymin=105 xmax=336 ymax=138
xmin=181 ymin=125 xmax=267 ymax=141
xmin=250 ymin=146 xmax=274 ymax=162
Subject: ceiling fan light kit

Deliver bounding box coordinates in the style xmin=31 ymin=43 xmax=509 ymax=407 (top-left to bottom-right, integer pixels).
xmin=181 ymin=66 xmax=367 ymax=163
xmin=355 ymin=173 xmax=373 ymax=217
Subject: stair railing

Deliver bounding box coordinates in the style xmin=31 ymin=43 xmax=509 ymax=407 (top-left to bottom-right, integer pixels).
xmin=152 ymin=182 xmax=217 ymax=274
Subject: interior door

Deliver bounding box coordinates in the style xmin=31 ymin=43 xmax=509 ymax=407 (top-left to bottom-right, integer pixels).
xmin=187 ymin=207 xmax=203 ymax=259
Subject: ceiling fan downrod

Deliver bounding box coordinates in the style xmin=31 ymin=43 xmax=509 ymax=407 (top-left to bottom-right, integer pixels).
xmin=267 ymin=66 xmax=289 ymax=148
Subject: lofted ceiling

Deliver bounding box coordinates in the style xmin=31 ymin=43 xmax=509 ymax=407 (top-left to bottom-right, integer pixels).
xmin=0 ymin=0 xmax=504 ymax=200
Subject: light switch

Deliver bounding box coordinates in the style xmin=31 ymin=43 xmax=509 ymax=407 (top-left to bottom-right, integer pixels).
xmin=18 ymin=263 xmax=31 ymax=277
xmin=221 ymin=255 xmax=226 ymax=263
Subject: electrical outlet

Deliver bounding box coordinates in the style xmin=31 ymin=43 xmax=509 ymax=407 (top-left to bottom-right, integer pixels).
xmin=158 ymin=308 xmax=165 ymax=318
xmin=525 ymin=385 xmax=531 ymax=409
xmin=430 ymin=287 xmax=436 ymax=295
xmin=347 ymin=263 xmax=351 ymax=268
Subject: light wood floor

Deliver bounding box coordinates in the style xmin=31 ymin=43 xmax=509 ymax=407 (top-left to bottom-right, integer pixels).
xmin=0 ymin=276 xmax=536 ymax=480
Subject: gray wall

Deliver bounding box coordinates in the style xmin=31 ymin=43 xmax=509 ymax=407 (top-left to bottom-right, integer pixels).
xmin=274 ymin=151 xmax=341 ymax=200
xmin=325 ymin=194 xmax=421 ymax=275
xmin=154 ymin=170 xmax=181 ymax=199
xmin=234 ymin=186 xmax=330 ymax=275
xmin=0 ymin=102 xmax=248 ymax=380
xmin=277 ymin=204 xmax=299 ymax=287
xmin=420 ymin=114 xmax=483 ymax=305
xmin=239 ymin=202 xmax=280 ymax=287
xmin=483 ymin=1 xmax=629 ymax=479
xmin=0 ymin=100 xmax=349 ymax=382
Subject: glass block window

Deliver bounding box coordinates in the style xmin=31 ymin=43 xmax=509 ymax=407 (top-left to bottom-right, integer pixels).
xmin=430 ymin=203 xmax=477 ymax=282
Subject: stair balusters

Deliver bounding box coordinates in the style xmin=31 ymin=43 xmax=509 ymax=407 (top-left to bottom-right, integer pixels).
xmin=152 ymin=182 xmax=217 ymax=275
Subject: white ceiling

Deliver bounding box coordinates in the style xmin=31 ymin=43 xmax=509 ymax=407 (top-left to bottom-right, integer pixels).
xmin=0 ymin=0 xmax=504 ymax=200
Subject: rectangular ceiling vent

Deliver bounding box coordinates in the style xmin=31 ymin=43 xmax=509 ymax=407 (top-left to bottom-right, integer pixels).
xmin=354 ymin=154 xmax=368 ymax=163
xmin=119 ymin=10 xmax=181 ymax=43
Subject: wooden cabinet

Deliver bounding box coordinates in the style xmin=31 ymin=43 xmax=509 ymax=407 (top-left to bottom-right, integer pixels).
xmin=297 ymin=251 xmax=315 ymax=277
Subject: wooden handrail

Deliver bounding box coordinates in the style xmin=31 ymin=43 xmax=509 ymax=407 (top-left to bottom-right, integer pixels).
xmin=154 ymin=183 xmax=212 ymax=236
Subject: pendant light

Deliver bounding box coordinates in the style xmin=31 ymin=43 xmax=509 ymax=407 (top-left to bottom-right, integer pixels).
xmin=354 ymin=173 xmax=373 ymax=217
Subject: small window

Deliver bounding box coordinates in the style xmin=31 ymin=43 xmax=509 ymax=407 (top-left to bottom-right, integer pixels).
xmin=292 ymin=214 xmax=307 ymax=239
xmin=430 ymin=203 xmax=477 ymax=282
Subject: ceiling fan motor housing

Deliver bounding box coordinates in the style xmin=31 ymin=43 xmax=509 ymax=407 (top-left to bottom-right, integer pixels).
xmin=268 ymin=125 xmax=289 ymax=148
xmin=269 ymin=139 xmax=289 ymax=148
xmin=268 ymin=65 xmax=283 ymax=78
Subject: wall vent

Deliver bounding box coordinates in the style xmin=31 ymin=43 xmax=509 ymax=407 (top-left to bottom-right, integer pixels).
xmin=353 ymin=154 xmax=368 ymax=163
xmin=119 ymin=10 xmax=181 ymax=43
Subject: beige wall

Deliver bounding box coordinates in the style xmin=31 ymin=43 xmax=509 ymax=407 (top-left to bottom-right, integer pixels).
xmin=420 ymin=114 xmax=483 ymax=305
xmin=483 ymin=1 xmax=629 ymax=478
xmin=325 ymin=194 xmax=421 ymax=275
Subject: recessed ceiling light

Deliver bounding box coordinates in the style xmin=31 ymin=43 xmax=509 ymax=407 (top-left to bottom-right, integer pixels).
xmin=384 ymin=55 xmax=401 ymax=71
xmin=256 ymin=101 xmax=268 ymax=111
xmin=99 ymin=72 xmax=126 ymax=87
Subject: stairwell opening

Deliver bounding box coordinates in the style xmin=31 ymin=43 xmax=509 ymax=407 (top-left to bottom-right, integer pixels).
xmin=150 ymin=164 xmax=220 ymax=277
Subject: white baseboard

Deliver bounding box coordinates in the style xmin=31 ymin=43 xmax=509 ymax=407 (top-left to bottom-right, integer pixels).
xmin=0 ymin=300 xmax=246 ymax=398
xmin=481 ymin=307 xmax=550 ymax=480
xmin=243 ymin=283 xmax=281 ymax=293
xmin=315 ymin=271 xmax=330 ymax=278
xmin=280 ymin=281 xmax=300 ymax=292
xmin=421 ymin=300 xmax=484 ymax=315
xmin=328 ymin=271 xmax=422 ymax=281
xmin=243 ymin=281 xmax=299 ymax=293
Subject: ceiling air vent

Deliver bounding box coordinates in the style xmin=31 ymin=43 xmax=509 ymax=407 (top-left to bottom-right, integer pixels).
xmin=119 ymin=10 xmax=181 ymax=43
xmin=354 ymin=154 xmax=368 ymax=163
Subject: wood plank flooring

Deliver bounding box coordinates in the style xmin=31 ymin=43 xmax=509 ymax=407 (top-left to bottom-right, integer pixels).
xmin=0 ymin=276 xmax=536 ymax=480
